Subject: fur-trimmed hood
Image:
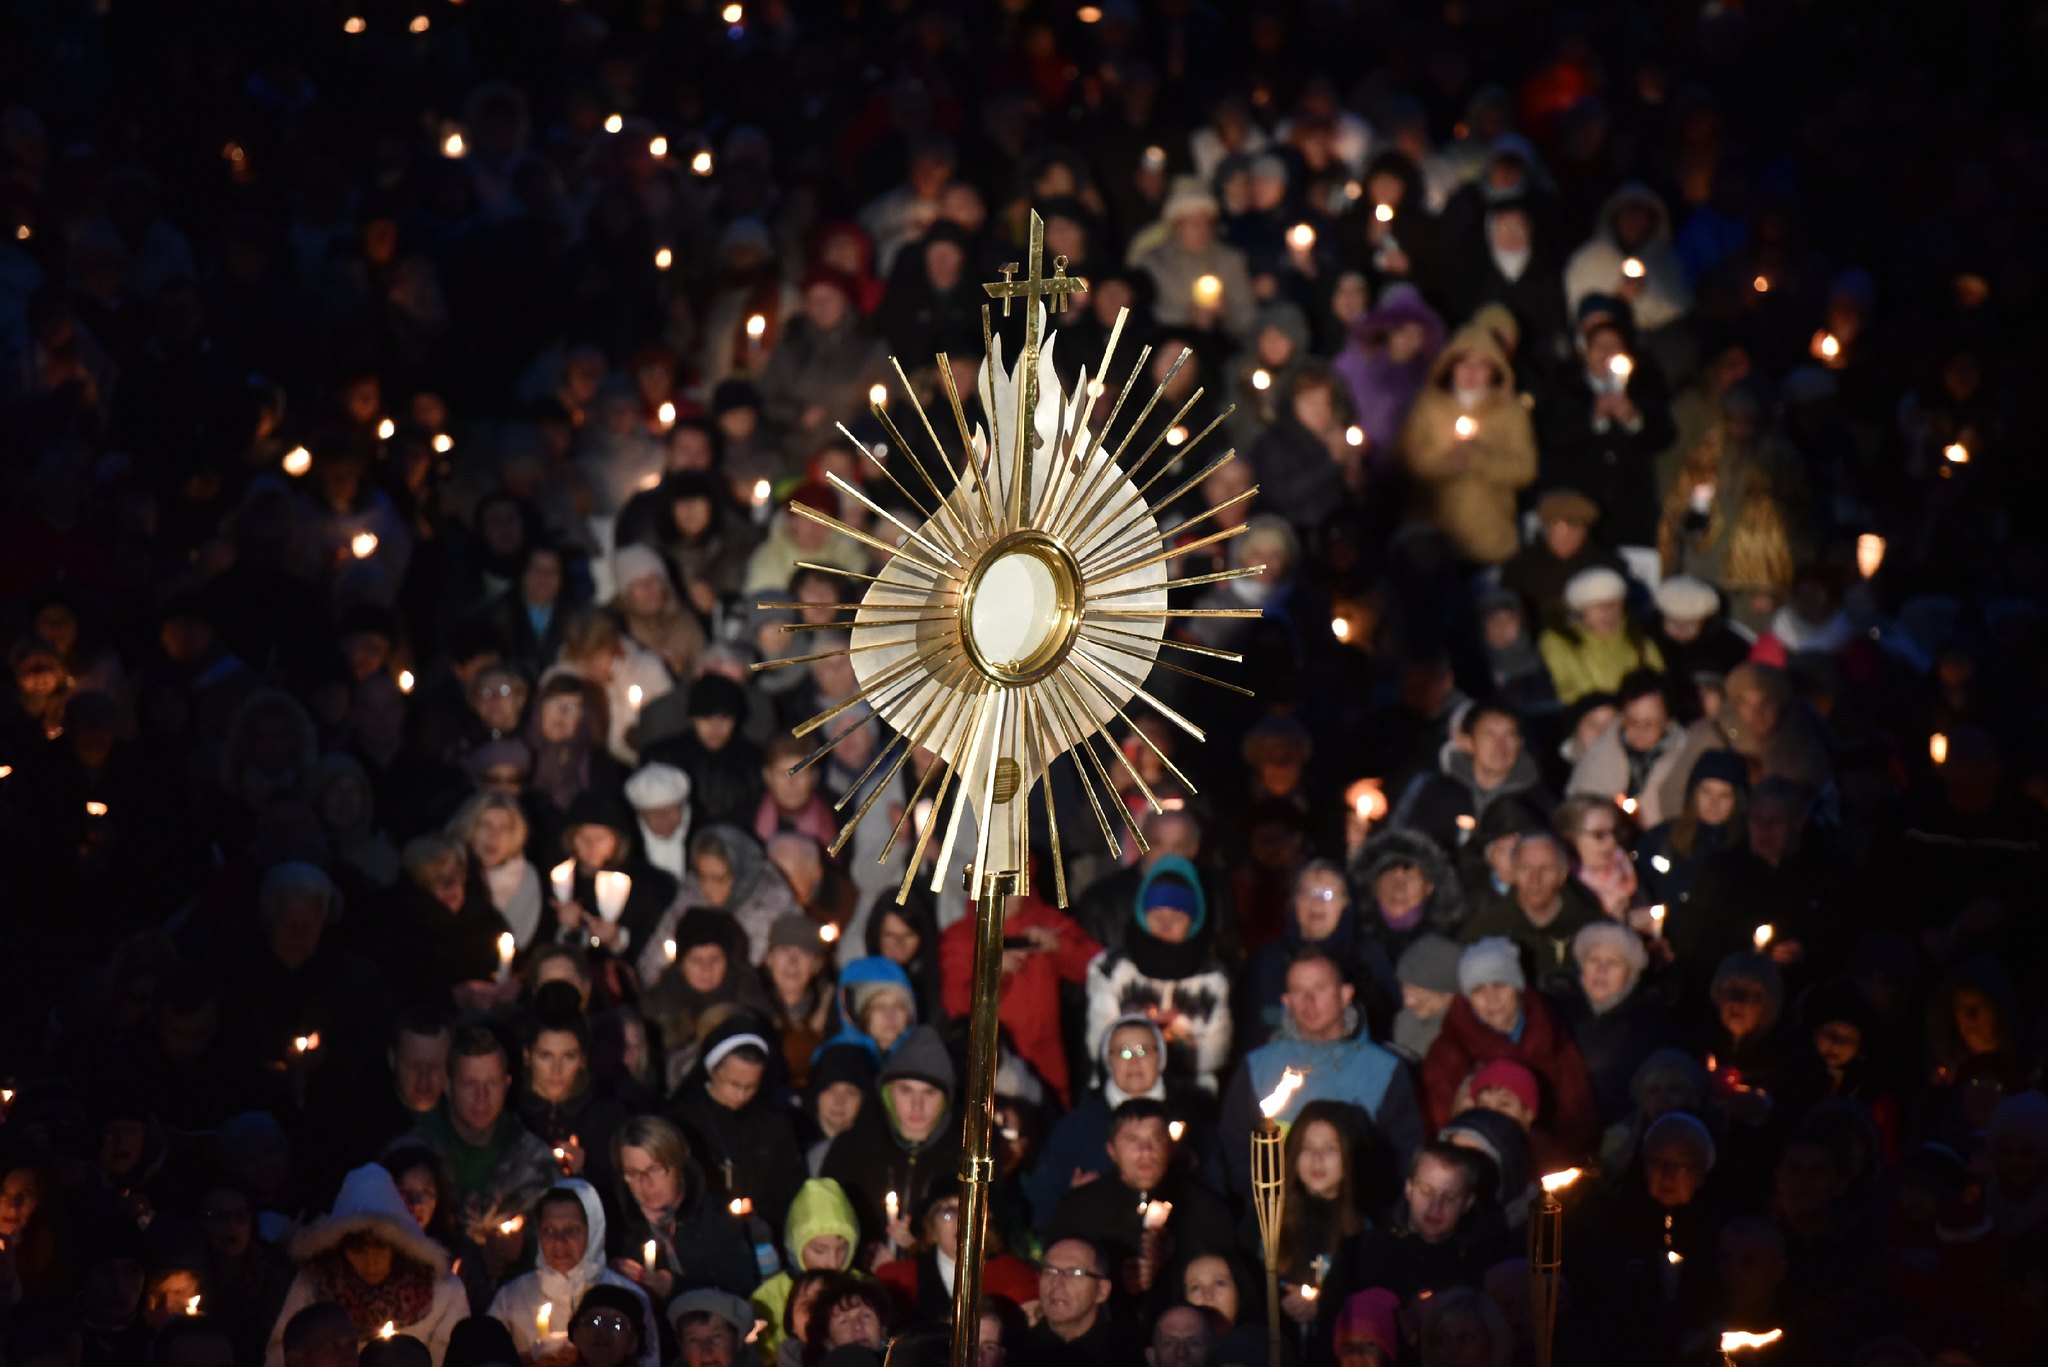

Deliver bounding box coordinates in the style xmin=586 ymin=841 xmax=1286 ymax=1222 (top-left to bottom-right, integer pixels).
xmin=290 ymin=1164 xmax=451 ymax=1276
xmin=1347 ymin=826 xmax=1466 ymax=935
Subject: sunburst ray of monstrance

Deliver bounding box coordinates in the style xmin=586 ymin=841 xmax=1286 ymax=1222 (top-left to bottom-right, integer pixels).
xmin=754 ymin=210 xmax=1259 ymax=1367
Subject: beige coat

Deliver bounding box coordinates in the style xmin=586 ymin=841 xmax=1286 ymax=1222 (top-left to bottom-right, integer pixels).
xmin=1399 ymin=326 xmax=1538 ymax=565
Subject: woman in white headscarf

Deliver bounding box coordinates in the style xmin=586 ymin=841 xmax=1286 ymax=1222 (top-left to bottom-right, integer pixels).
xmin=486 ymin=1181 xmax=658 ymax=1367
xmin=623 ymin=762 xmax=692 ymax=880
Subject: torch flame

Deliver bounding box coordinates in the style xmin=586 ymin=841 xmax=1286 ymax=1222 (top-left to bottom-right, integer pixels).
xmin=1719 ymin=1330 xmax=1783 ymax=1353
xmin=1540 ymin=1168 xmax=1583 ymax=1194
xmin=1259 ymin=1068 xmax=1305 ymax=1119
xmin=1752 ymin=924 xmax=1774 ymax=951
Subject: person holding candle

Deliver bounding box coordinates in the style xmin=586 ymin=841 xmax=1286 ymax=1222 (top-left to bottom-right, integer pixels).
xmin=672 ymin=1025 xmax=807 ymax=1240
xmin=1565 ymin=671 xmax=1689 ymax=831
xmin=546 ymin=609 xmax=673 ymax=766
xmin=1328 ymin=1143 xmax=1499 ymax=1306
xmin=488 ymin=1182 xmax=658 ymax=1367
xmin=553 ymin=787 xmax=679 ymax=981
xmin=1652 ymin=390 xmax=1800 ymax=636
xmin=1551 ymin=795 xmax=1638 ymax=920
xmin=1028 ymin=1015 xmax=1174 ymax=1227
xmin=449 ymin=791 xmax=548 ymax=951
xmin=1135 ymin=178 xmax=1256 ymax=338
xmin=1539 ymin=305 xmax=1677 ymax=553
xmin=262 ymin=1165 xmax=468 ymax=1367
xmin=1397 ymin=324 xmax=1537 ymax=566
xmin=636 ymin=909 xmax=773 ymax=1089
xmin=744 ymin=1176 xmax=861 ymax=1360
xmin=1255 ymin=1099 xmax=1376 ymax=1340
xmin=646 ymin=824 xmax=801 ymax=968
xmin=607 ymin=1115 xmax=759 ymax=1301
xmin=872 ymin=1178 xmax=1039 ymax=1322
xmin=513 ymin=985 xmax=630 ymax=1203
xmin=820 ymin=1025 xmax=960 ymax=1252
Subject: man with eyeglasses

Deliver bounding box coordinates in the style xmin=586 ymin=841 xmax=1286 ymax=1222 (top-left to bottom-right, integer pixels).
xmin=1048 ymin=1099 xmax=1231 ymax=1308
xmin=1029 ymin=1015 xmax=1175 ymax=1227
xmin=1218 ymin=949 xmax=1424 ymax=1200
xmin=1016 ymin=1238 xmax=1127 ymax=1367
xmin=488 ymin=1183 xmax=657 ymax=1367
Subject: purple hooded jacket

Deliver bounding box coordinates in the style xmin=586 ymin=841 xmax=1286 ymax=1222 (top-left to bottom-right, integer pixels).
xmin=1332 ymin=285 xmax=1446 ymax=468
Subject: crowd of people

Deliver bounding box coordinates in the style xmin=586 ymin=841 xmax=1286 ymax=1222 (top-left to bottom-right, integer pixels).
xmin=3 ymin=3 xmax=2048 ymax=1367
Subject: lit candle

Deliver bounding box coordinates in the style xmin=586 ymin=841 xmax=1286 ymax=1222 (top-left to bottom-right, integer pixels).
xmin=377 ymin=417 xmax=396 ymax=440
xmin=536 ymin=1303 xmax=558 ymax=1342
xmin=550 ymin=858 xmax=575 ymax=904
xmin=1347 ymin=779 xmax=1388 ymax=823
xmin=627 ymin=684 xmax=645 ymax=719
xmin=1344 ymin=425 xmax=1364 ymax=447
xmin=1929 ymin=732 xmax=1949 ymax=765
xmin=344 ymin=17 xmax=366 ymax=34
xmin=1299 ymin=1284 xmax=1319 ymax=1302
xmin=1140 ymin=1199 xmax=1173 ymax=1230
xmin=1752 ymin=274 xmax=1770 ymax=294
xmin=1454 ymin=812 xmax=1478 ymax=835
xmin=1331 ymin=617 xmax=1350 ymax=642
xmin=654 ymin=247 xmax=672 ymax=271
xmin=1454 ymin=415 xmax=1477 ymax=439
xmin=691 ymin=150 xmax=714 ymax=176
xmin=502 ymin=1215 xmax=525 ymax=1236
xmin=1752 ymin=924 xmax=1774 ymax=951
xmin=869 ymin=383 xmax=888 ymax=407
xmin=86 ymin=800 xmax=109 ymax=817
xmin=593 ymin=871 xmax=632 ymax=923
xmin=1621 ymin=256 xmax=1645 ymax=279
xmin=1650 ymin=855 xmax=1671 ymax=874
xmin=643 ymin=1239 xmax=658 ymax=1268
xmin=729 ymin=1197 xmax=753 ymax=1216
xmin=1251 ymin=368 xmax=1271 ymax=391
xmin=649 ymin=136 xmax=668 ymax=158
xmin=397 ymin=669 xmax=416 ymax=694
xmin=442 ymin=132 xmax=465 ymax=158
xmin=282 ymin=446 xmax=312 ymax=476
xmin=604 ymin=114 xmax=624 ymax=135
xmin=1943 ymin=442 xmax=1969 ymax=465
xmin=409 ymin=15 xmax=430 ymax=34
xmin=1191 ymin=274 xmax=1224 ymax=311
xmin=431 ymin=433 xmax=454 ymax=454
xmin=378 ymin=1322 xmax=396 ymax=1340
xmin=1609 ymin=354 xmax=1634 ymax=382
xmin=1287 ymin=223 xmax=1316 ymax=252
xmin=1166 ymin=425 xmax=1188 ymax=446
xmin=751 ymin=478 xmax=772 ymax=508
xmin=1856 ymin=533 xmax=1885 ymax=578
xmin=497 ymin=931 xmax=516 ymax=981
xmin=1374 ymin=203 xmax=1395 ymax=224
xmin=1813 ymin=330 xmax=1842 ymax=362
xmin=819 ymin=923 xmax=840 ymax=944
xmin=1168 ymin=1120 xmax=1185 ymax=1142
xmin=721 ymin=2 xmax=743 ymax=22
xmin=885 ymin=1190 xmax=899 ymax=1221
xmin=1617 ymin=795 xmax=1638 ymax=816
xmin=656 ymin=401 xmax=676 ymax=428
xmin=1648 ymin=905 xmax=1666 ymax=938
xmin=185 ymin=1294 xmax=202 ymax=1316
xmin=351 ymin=531 xmax=379 ymax=559
xmin=293 ymin=1033 xmax=321 ymax=1054
xmin=664 ymin=938 xmax=678 ymax=963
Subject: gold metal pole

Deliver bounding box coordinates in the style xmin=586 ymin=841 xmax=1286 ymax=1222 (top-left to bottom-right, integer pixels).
xmin=949 ymin=863 xmax=1018 ymax=1367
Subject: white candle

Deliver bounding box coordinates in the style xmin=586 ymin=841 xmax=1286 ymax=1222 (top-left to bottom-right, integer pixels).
xmin=1454 ymin=415 xmax=1477 ymax=439
xmin=1752 ymin=924 xmax=1774 ymax=951
xmin=1140 ymin=1199 xmax=1173 ymax=1230
xmin=550 ymin=859 xmax=575 ymax=904
xmin=351 ymin=531 xmax=379 ymax=559
xmin=594 ymin=871 xmax=632 ymax=923
xmin=496 ymin=931 xmax=516 ymax=982
xmin=643 ymin=1239 xmax=657 ymax=1269
xmin=1649 ymin=905 xmax=1667 ymax=939
xmin=884 ymin=1190 xmax=899 ymax=1221
xmin=1191 ymin=274 xmax=1223 ymax=311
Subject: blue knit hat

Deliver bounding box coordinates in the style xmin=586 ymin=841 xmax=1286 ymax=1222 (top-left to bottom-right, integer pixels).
xmin=1142 ymin=875 xmax=1201 ymax=930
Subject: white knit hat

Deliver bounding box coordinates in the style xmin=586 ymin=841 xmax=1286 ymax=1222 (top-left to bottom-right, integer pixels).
xmin=1563 ymin=566 xmax=1627 ymax=612
xmin=1653 ymin=575 xmax=1719 ymax=623
xmin=612 ymin=542 xmax=669 ymax=590
xmin=1458 ymin=937 xmax=1526 ymax=995
xmin=624 ymin=762 xmax=691 ymax=810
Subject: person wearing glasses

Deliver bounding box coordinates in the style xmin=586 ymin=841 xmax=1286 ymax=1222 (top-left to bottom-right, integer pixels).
xmin=487 ymin=1182 xmax=656 ymax=1367
xmin=873 ymin=1178 xmax=1039 ymax=1322
xmin=1028 ymin=1015 xmax=1174 ymax=1228
xmin=1015 ymin=1238 xmax=1127 ymax=1367
xmin=566 ymin=1285 xmax=655 ymax=1367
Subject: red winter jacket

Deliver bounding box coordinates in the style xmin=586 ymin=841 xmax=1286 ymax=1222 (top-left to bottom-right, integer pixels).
xmin=1421 ymin=992 xmax=1600 ymax=1164
xmin=940 ymin=891 xmax=1101 ymax=1106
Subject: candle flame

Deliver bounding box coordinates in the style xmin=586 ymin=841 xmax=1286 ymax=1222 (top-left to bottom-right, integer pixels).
xmin=409 ymin=15 xmax=430 ymax=34
xmin=1287 ymin=223 xmax=1316 ymax=251
xmin=351 ymin=531 xmax=379 ymax=559
xmin=1610 ymin=354 xmax=1634 ymax=380
xmin=185 ymin=1294 xmax=202 ymax=1315
xmin=655 ymin=246 xmax=672 ymax=270
xmin=1666 ymin=1250 xmax=1683 ymax=1265
xmin=1454 ymin=415 xmax=1477 ymax=439
xmin=497 ymin=931 xmax=516 ymax=963
xmin=656 ymin=401 xmax=676 ymax=427
xmin=1752 ymin=924 xmax=1774 ymax=950
xmin=604 ymin=114 xmax=624 ymax=134
xmin=1374 ymin=203 xmax=1395 ymax=224
xmin=86 ymin=801 xmax=109 ymax=817
xmin=282 ymin=446 xmax=312 ymax=476
xmin=644 ymin=1238 xmax=658 ymax=1266
xmin=1541 ymin=1168 xmax=1583 ymax=1194
xmin=1651 ymin=854 xmax=1671 ymax=873
xmin=1331 ymin=616 xmax=1350 ymax=642
xmin=747 ymin=1320 xmax=769 ymax=1346
xmin=869 ymin=383 xmax=888 ymax=406
xmin=627 ymin=684 xmax=644 ymax=708
xmin=1192 ymin=274 xmax=1224 ymax=309
xmin=649 ymin=136 xmax=668 ymax=158
xmin=692 ymin=150 xmax=714 ymax=176
xmin=1454 ymin=813 xmax=1478 ymax=831
xmin=432 ymin=433 xmax=454 ymax=454
xmin=293 ymin=1033 xmax=321 ymax=1053
xmin=1943 ymin=442 xmax=1969 ymax=464
xmin=721 ymin=2 xmax=743 ymax=22
xmin=1259 ymin=1067 xmax=1306 ymax=1119
xmin=442 ymin=132 xmax=465 ymax=158
xmin=1617 ymin=794 xmax=1638 ymax=815
xmin=344 ymin=17 xmax=366 ymax=34
xmin=745 ymin=313 xmax=766 ymax=339
xmin=1856 ymin=533 xmax=1885 ymax=578
xmin=1649 ymin=904 xmax=1667 ymax=924
xmin=501 ymin=1215 xmax=524 ymax=1236
xmin=377 ymin=417 xmax=396 ymax=440
xmin=1140 ymin=1199 xmax=1173 ymax=1229
xmin=729 ymin=1197 xmax=753 ymax=1216
xmin=1815 ymin=331 xmax=1841 ymax=361
xmin=884 ymin=1190 xmax=899 ymax=1218
xmin=1166 ymin=425 xmax=1188 ymax=446
xmin=1300 ymin=1284 xmax=1319 ymax=1301
xmin=1347 ymin=779 xmax=1388 ymax=822
xmin=1752 ymin=274 xmax=1771 ymax=294
xmin=1719 ymin=1330 xmax=1783 ymax=1353
xmin=1344 ymin=424 xmax=1365 ymax=447
xmin=1621 ymin=257 xmax=1645 ymax=279
xmin=535 ymin=1304 xmax=550 ymax=1338
xmin=751 ymin=477 xmax=772 ymax=505
xmin=1251 ymin=368 xmax=1271 ymax=391
xmin=1168 ymin=1120 xmax=1185 ymax=1142
xmin=664 ymin=938 xmax=678 ymax=962
xmin=398 ymin=669 xmax=416 ymax=694
xmin=1929 ymin=732 xmax=1949 ymax=765
xmin=819 ymin=923 xmax=841 ymax=943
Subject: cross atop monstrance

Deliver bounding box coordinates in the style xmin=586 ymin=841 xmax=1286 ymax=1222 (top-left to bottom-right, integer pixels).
xmin=754 ymin=204 xmax=1255 ymax=1367
xmin=981 ymin=211 xmax=1088 ymax=518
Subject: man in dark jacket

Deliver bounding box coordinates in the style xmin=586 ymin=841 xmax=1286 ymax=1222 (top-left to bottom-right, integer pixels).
xmin=1395 ymin=698 xmax=1555 ymax=861
xmin=1537 ymin=307 xmax=1676 ymax=548
xmin=1459 ymin=832 xmax=1604 ymax=995
xmin=1016 ymin=1237 xmax=1132 ymax=1367
xmin=1332 ymin=1143 xmax=1508 ymax=1304
xmin=1048 ymin=1099 xmax=1234 ymax=1314
xmin=820 ymin=1025 xmax=961 ymax=1249
xmin=1029 ymin=1016 xmax=1169 ymax=1227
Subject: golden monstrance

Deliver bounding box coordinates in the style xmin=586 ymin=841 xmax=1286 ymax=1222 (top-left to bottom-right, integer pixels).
xmin=754 ymin=210 xmax=1259 ymax=1367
